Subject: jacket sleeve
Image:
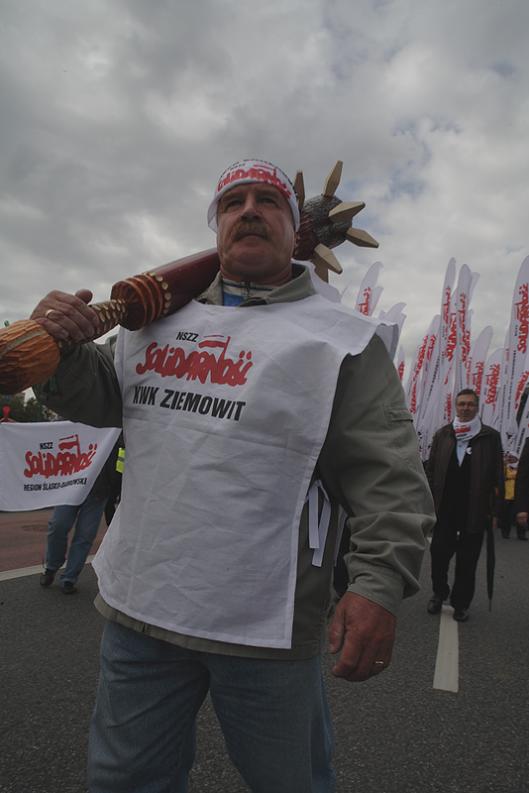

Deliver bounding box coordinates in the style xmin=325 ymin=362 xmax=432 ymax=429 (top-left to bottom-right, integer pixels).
xmin=425 ymin=431 xmax=439 ymax=493
xmin=317 ymin=334 xmax=436 ymax=615
xmin=33 ymin=337 xmax=122 ymax=428
xmin=514 ymin=439 xmax=529 ymax=514
xmin=494 ymin=431 xmax=505 ymax=509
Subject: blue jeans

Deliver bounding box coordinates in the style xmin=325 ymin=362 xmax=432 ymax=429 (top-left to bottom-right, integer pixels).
xmin=45 ymin=493 xmax=107 ymax=584
xmin=88 ymin=621 xmax=335 ymax=793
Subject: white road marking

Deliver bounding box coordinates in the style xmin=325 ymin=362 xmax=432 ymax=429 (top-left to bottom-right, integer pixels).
xmin=433 ymin=604 xmax=459 ymax=692
xmin=0 ymin=555 xmax=95 ymax=582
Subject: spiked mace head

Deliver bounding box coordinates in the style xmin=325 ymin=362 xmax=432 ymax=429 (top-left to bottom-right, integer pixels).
xmin=292 ymin=160 xmax=378 ymax=282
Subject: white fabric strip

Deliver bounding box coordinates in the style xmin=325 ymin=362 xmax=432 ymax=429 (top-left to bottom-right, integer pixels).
xmin=306 ymin=479 xmax=332 ymax=567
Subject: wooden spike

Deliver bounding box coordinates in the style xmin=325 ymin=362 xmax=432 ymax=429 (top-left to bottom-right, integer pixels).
xmin=311 ymin=243 xmax=343 ymax=275
xmin=322 ymin=161 xmax=343 ymax=198
xmin=328 ymin=201 xmax=365 ymax=224
xmin=346 ymin=228 xmax=379 ymax=248
xmin=293 ymin=171 xmax=305 ymax=209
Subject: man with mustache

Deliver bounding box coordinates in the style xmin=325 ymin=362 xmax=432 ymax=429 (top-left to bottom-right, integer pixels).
xmin=31 ymin=159 xmax=434 ymax=793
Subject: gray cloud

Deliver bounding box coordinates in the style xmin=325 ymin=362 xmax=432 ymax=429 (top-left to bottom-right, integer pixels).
xmin=1 ymin=0 xmax=527 ymax=369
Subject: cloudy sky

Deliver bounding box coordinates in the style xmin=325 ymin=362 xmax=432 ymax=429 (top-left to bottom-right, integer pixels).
xmin=1 ymin=0 xmax=527 ymax=365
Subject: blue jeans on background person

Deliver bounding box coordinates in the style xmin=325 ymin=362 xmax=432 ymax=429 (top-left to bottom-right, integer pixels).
xmin=45 ymin=493 xmax=107 ymax=584
xmin=88 ymin=620 xmax=336 ymax=793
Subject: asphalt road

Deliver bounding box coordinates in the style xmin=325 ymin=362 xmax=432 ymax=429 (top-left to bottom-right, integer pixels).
xmin=1 ymin=533 xmax=528 ymax=793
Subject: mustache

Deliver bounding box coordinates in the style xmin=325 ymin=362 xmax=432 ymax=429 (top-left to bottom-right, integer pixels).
xmin=234 ymin=222 xmax=268 ymax=240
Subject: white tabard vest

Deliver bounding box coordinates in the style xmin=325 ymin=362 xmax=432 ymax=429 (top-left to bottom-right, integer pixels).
xmin=93 ymin=295 xmax=395 ymax=649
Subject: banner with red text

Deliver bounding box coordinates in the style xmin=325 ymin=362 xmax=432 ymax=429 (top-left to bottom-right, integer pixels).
xmin=495 ymin=256 xmax=529 ymax=446
xmin=354 ymin=261 xmax=384 ymax=316
xmin=481 ymin=348 xmax=503 ymax=427
xmin=0 ymin=422 xmax=120 ymax=511
xmin=435 ymin=258 xmax=457 ymax=429
xmin=470 ymin=326 xmax=493 ymax=399
xmin=453 ymin=264 xmax=477 ymax=396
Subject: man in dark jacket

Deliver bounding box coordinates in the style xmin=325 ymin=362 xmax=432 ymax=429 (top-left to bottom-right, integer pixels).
xmin=426 ymin=388 xmax=503 ymax=622
xmin=513 ymin=438 xmax=529 ymax=540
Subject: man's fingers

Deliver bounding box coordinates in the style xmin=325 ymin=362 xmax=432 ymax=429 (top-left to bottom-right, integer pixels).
xmin=328 ymin=592 xmax=396 ymax=682
xmin=331 ymin=628 xmax=361 ymax=679
xmin=330 ymin=625 xmax=393 ymax=681
xmin=74 ymin=289 xmax=94 ymax=304
xmin=30 ymin=290 xmax=99 ymax=343
xmin=327 ymin=608 xmax=345 ymax=654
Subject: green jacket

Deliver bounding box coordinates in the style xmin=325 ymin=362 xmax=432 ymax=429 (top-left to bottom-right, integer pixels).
xmin=35 ymin=266 xmax=435 ymax=659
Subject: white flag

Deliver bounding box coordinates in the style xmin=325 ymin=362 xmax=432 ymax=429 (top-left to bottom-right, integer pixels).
xmin=354 ymin=261 xmax=384 ymax=316
xmin=481 ymin=348 xmax=504 ymax=427
xmin=496 ymin=256 xmax=529 ymax=445
xmin=470 ymin=326 xmax=493 ymax=399
xmin=0 ymin=421 xmax=120 ymax=511
xmin=436 ymin=258 xmax=458 ymax=428
xmin=406 ymin=316 xmax=438 ymax=420
xmin=453 ymin=264 xmax=477 ymax=396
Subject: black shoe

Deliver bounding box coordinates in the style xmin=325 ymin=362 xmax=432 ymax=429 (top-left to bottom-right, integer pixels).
xmin=39 ymin=569 xmax=55 ymax=587
xmin=453 ymin=608 xmax=469 ymax=622
xmin=427 ymin=595 xmax=443 ymax=614
xmin=62 ymin=581 xmax=78 ymax=594
xmin=517 ymin=534 xmax=528 ymax=541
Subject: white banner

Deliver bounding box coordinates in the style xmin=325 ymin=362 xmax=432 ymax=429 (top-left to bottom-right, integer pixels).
xmin=416 ymin=315 xmax=441 ymax=425
xmin=496 ymin=256 xmax=529 ymax=445
xmin=470 ymin=326 xmax=493 ymax=399
xmin=378 ymin=302 xmax=407 ymax=334
xmin=378 ymin=303 xmax=406 ymax=360
xmin=406 ymin=315 xmax=438 ymax=420
xmin=436 ymin=258 xmax=457 ymax=428
xmin=454 ymin=264 xmax=477 ymax=396
xmin=481 ymin=348 xmax=503 ymax=427
xmin=0 ymin=422 xmax=120 ymax=511
xmin=354 ymin=261 xmax=384 ymax=316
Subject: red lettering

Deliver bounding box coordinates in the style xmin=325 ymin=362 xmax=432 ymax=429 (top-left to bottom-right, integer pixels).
xmin=485 ymin=363 xmax=500 ymax=405
xmin=217 ymin=163 xmax=292 ymax=201
xmin=357 ymin=287 xmax=372 ymax=315
xmin=23 ymin=446 xmax=98 ymax=479
xmin=442 ymin=287 xmax=451 ymax=325
xmin=472 ymin=361 xmax=484 ymax=396
xmin=135 ymin=336 xmax=253 ymax=387
xmin=516 ymin=283 xmax=529 ymax=353
xmin=515 ymin=371 xmax=529 ymax=409
xmin=445 ymin=313 xmax=457 ymax=362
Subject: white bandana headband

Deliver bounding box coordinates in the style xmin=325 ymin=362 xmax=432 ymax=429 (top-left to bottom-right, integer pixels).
xmin=207 ymin=159 xmax=300 ymax=232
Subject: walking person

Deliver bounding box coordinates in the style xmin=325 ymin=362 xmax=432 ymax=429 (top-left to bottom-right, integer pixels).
xmin=40 ymin=441 xmax=121 ymax=593
xmin=426 ymin=388 xmax=504 ymax=621
xmin=31 ymin=158 xmax=435 ymax=792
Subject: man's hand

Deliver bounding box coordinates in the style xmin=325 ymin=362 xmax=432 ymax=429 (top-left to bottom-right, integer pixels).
xmin=328 ymin=592 xmax=396 ymax=682
xmin=516 ymin=512 xmax=528 ymax=527
xmin=30 ymin=289 xmax=99 ymax=344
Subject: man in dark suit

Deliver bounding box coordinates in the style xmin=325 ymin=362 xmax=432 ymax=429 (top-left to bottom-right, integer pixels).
xmin=426 ymin=388 xmax=503 ymax=622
